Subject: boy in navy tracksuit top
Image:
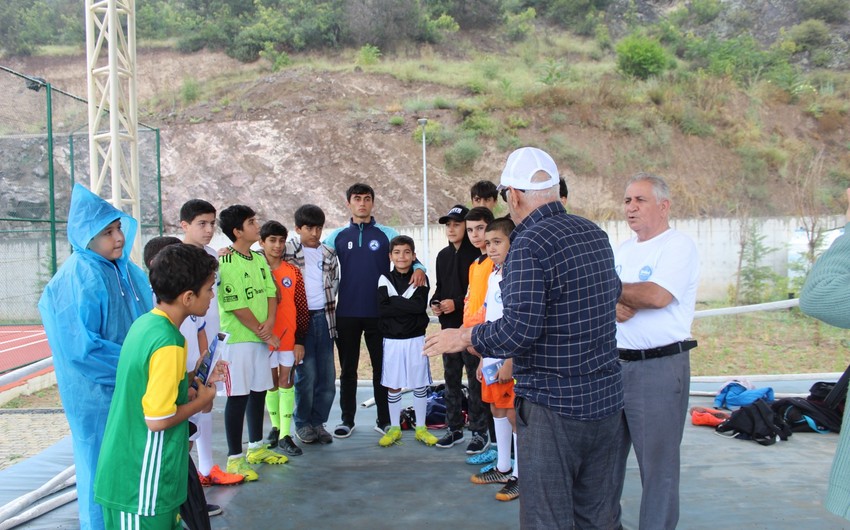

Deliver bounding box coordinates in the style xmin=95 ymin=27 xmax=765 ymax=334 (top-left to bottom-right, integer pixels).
xmin=323 ymin=183 xmax=426 ymax=438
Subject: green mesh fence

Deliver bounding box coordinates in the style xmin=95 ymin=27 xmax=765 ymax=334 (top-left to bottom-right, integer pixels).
xmin=0 ymin=65 xmax=162 ymax=372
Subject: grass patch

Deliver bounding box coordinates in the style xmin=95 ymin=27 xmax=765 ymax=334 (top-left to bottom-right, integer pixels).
xmin=444 ymin=135 xmax=482 ymax=172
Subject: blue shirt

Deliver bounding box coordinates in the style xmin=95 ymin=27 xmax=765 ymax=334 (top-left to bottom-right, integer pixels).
xmin=472 ymin=201 xmax=623 ymax=420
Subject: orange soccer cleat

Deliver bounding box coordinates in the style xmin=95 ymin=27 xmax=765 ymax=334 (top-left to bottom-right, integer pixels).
xmin=198 ymin=464 xmax=245 ymax=486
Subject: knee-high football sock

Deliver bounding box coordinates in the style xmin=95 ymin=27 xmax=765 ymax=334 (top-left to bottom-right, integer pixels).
xmin=494 ymin=416 xmax=513 ymax=473
xmin=413 ymin=387 xmax=428 ymax=430
xmin=279 ymin=386 xmax=295 ymax=436
xmin=266 ymin=388 xmax=280 ymax=430
xmin=388 ymin=391 xmax=403 ymax=428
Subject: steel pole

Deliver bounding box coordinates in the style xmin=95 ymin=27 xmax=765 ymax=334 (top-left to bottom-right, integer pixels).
xmin=419 ymin=118 xmax=428 ymax=265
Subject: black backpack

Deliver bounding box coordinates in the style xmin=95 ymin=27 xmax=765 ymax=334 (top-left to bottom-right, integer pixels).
xmin=715 ymin=399 xmax=792 ymax=446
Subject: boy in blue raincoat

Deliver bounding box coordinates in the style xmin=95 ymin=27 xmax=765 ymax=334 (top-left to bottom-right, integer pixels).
xmin=38 ymin=183 xmax=152 ymax=530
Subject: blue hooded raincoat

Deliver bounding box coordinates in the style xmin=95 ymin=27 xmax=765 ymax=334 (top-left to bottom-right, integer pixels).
xmin=38 ymin=184 xmax=152 ymax=530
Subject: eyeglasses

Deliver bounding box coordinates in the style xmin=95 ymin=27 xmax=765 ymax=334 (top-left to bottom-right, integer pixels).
xmin=500 ymin=188 xmax=525 ymax=202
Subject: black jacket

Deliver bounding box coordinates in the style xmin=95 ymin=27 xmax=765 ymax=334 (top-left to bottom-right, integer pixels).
xmin=431 ymin=236 xmax=480 ymax=329
xmin=378 ymin=269 xmax=430 ymax=339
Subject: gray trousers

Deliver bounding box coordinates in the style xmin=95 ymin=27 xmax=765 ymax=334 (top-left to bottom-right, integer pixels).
xmin=614 ymin=351 xmax=691 ymax=530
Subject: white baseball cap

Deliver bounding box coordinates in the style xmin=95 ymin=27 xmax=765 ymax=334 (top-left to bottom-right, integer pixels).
xmin=498 ymin=147 xmax=560 ymax=191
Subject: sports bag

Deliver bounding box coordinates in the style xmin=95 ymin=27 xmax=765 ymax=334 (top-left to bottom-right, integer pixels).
xmin=715 ymin=399 xmax=792 ymax=446
xmin=772 ymin=397 xmax=842 ymax=433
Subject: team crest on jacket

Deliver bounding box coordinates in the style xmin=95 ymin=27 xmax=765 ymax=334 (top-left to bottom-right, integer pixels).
xmin=639 ymin=265 xmax=653 ymax=280
xmin=369 ymin=240 xmax=380 ymax=251
xmin=281 ymin=276 xmax=292 ymax=288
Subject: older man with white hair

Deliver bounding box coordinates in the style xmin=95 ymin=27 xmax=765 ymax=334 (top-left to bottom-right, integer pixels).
xmin=425 ymin=147 xmax=625 ymax=529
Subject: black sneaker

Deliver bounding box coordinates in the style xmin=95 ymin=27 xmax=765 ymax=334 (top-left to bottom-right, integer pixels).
xmin=435 ymin=429 xmax=464 ymax=449
xmin=315 ymin=424 xmax=333 ymax=444
xmin=280 ymin=435 xmax=303 ymax=456
xmin=374 ymin=421 xmax=390 ymax=435
xmin=267 ymin=427 xmax=280 ymax=449
xmin=207 ymin=503 xmax=223 ymax=517
xmin=466 ymin=432 xmax=490 ymax=455
xmin=295 ymin=425 xmax=318 ymax=444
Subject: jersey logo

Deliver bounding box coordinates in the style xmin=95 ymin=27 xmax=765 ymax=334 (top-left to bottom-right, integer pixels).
xmin=281 ymin=276 xmax=293 ymax=288
xmin=639 ymin=265 xmax=653 ymax=281
xmin=221 ymin=283 xmax=238 ymax=303
xmin=369 ymin=240 xmax=380 ymax=251
xmin=495 ymin=290 xmax=502 ymax=304
xmin=347 ymin=241 xmax=353 ymax=250
xmin=243 ymin=272 xmax=250 ymax=279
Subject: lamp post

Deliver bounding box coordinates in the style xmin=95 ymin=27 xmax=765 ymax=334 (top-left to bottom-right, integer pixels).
xmin=418 ymin=118 xmax=429 ymax=265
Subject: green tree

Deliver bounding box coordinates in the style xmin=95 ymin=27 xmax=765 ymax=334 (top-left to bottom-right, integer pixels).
xmin=616 ymin=34 xmax=668 ymax=80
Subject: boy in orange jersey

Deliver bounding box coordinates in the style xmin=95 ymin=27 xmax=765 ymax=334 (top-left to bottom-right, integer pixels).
xmin=461 ymin=206 xmax=495 ymax=455
xmin=259 ymin=220 xmax=310 ymax=457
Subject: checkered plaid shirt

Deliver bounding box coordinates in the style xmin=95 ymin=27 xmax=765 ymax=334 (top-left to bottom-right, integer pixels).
xmin=472 ymin=202 xmax=623 ymax=420
xmin=283 ymin=238 xmax=340 ymax=338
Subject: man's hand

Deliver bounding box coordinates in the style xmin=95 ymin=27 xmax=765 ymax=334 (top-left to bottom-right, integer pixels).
xmin=294 ymin=344 xmax=305 ymax=365
xmin=410 ymin=268 xmax=427 ymax=287
xmin=424 ymin=328 xmax=472 ymax=357
xmin=616 ymin=302 xmax=637 ymax=323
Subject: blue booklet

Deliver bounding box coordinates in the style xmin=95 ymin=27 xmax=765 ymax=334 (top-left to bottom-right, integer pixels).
xmin=192 ymin=332 xmax=229 ymax=390
xmin=481 ymin=359 xmax=505 ymax=386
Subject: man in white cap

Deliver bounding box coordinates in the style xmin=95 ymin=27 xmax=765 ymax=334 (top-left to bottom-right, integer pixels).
xmin=424 ymin=147 xmax=625 ymax=529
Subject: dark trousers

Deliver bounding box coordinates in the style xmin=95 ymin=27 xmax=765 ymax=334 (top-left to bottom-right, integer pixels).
xmin=442 ymin=349 xmax=492 ymax=434
xmin=335 ymin=316 xmax=389 ymax=427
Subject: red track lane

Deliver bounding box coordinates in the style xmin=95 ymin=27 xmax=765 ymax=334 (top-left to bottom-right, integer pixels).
xmin=0 ymin=326 xmax=51 ymax=374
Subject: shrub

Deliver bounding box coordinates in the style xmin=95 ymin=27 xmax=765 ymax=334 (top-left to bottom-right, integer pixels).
xmin=616 ymin=34 xmax=668 ymax=80
xmin=799 ymin=0 xmax=849 ymax=23
xmin=691 ymin=0 xmax=722 ymax=24
xmin=444 ymin=136 xmax=482 ymax=172
xmin=505 ymin=8 xmax=537 ymax=41
xmin=412 ymin=120 xmax=449 ymax=146
xmin=356 ymin=44 xmax=382 ymax=66
xmin=788 ymin=19 xmax=831 ymax=51
xmin=462 ymin=111 xmax=500 ymax=137
xmin=388 ymin=115 xmax=404 ymax=126
xmin=180 ymin=78 xmax=200 ymax=105
xmin=259 ymin=43 xmax=291 ymax=72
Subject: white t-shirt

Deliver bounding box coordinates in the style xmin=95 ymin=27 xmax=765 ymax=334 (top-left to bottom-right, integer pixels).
xmin=481 ymin=267 xmax=504 ymax=368
xmin=179 ymin=245 xmax=219 ymax=370
xmin=302 ymin=245 xmax=326 ymax=311
xmin=614 ymin=228 xmax=699 ymax=350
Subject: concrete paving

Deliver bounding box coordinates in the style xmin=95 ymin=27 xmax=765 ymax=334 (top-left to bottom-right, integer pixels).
xmin=1 ymin=385 xmax=848 ymax=529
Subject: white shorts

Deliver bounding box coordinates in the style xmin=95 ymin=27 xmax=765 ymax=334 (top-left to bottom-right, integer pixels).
xmin=381 ymin=336 xmax=432 ymax=390
xmin=269 ymin=350 xmax=295 ymax=368
xmin=220 ymin=341 xmax=274 ymax=396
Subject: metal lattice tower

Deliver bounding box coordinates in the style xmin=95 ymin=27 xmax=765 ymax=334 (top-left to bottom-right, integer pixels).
xmin=85 ymin=0 xmax=142 ymax=261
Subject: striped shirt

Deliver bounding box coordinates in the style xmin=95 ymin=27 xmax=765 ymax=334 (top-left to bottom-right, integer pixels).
xmin=472 ymin=202 xmax=624 ymax=421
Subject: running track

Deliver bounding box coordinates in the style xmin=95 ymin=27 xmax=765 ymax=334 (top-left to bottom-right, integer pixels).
xmin=0 ymin=326 xmax=50 ymax=374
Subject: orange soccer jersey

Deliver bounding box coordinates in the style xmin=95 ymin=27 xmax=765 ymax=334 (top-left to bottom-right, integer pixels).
xmin=463 ymin=254 xmax=493 ymax=328
xmin=270 ymin=261 xmax=308 ymax=351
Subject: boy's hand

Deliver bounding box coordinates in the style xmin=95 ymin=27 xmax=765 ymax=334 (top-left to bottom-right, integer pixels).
xmin=208 ymin=360 xmax=228 ymax=385
xmin=267 ymin=335 xmax=281 ymax=350
xmin=257 ymin=320 xmax=274 ymax=341
xmin=497 ymin=361 xmax=513 ymax=384
xmin=195 ymin=379 xmax=217 ymax=413
xmin=294 ymin=344 xmax=305 ymax=365
xmin=217 ymin=247 xmax=232 ymax=257
xmin=476 ymin=359 xmax=484 ymax=383
xmin=439 ymin=299 xmax=455 ymax=314
xmin=410 ymin=268 xmax=427 ymax=287
xmin=430 ymin=300 xmax=443 ymax=316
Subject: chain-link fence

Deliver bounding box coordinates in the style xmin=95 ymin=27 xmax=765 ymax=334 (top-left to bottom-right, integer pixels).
xmin=0 ymin=65 xmax=162 ymax=372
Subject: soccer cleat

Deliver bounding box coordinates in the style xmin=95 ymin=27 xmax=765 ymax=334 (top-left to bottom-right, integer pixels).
xmin=415 ymin=426 xmax=438 ymax=446
xmin=226 ymin=456 xmax=258 ymax=482
xmin=315 ymin=424 xmax=333 ymax=444
xmin=466 ymin=448 xmax=497 ymax=465
xmin=198 ymin=464 xmax=244 ymax=486
xmin=435 ymin=429 xmax=464 ymax=449
xmin=378 ymin=426 xmax=402 ymax=447
xmin=246 ymin=446 xmax=289 ymax=465
xmin=495 ymin=476 xmax=519 ymax=502
xmin=471 ymin=467 xmax=512 ymax=485
xmin=295 ymin=425 xmax=318 ymax=444
xmin=267 ymin=427 xmax=280 ymax=449
xmin=206 ymin=504 xmax=223 ymax=517
xmin=466 ymin=432 xmax=490 ymax=455
xmin=279 ymin=435 xmax=303 ymax=456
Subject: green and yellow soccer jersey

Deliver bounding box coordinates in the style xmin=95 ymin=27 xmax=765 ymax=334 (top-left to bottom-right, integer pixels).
xmin=94 ymin=308 xmax=189 ymax=516
xmin=218 ymin=249 xmax=277 ymax=344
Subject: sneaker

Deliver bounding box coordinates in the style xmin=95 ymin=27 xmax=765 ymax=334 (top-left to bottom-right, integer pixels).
xmin=279 ymin=435 xmax=303 ymax=456
xmin=466 ymin=448 xmax=497 ymax=465
xmin=466 ymin=432 xmax=490 ymax=455
xmin=471 ymin=467 xmax=512 ymax=485
xmin=226 ymin=456 xmax=258 ymax=482
xmin=267 ymin=427 xmax=280 ymax=449
xmin=198 ymin=464 xmax=244 ymax=486
xmin=206 ymin=503 xmax=223 ymax=517
xmin=495 ymin=476 xmax=519 ymax=502
xmin=379 ymin=426 xmax=402 ymax=447
xmin=333 ymin=423 xmax=354 ymax=439
xmin=435 ymin=429 xmax=464 ymax=449
xmin=246 ymin=446 xmax=289 ymax=465
xmin=374 ymin=422 xmax=390 ymax=435
xmin=295 ymin=425 xmax=318 ymax=444
xmin=315 ymin=424 xmax=333 ymax=444
xmin=415 ymin=426 xmax=438 ymax=446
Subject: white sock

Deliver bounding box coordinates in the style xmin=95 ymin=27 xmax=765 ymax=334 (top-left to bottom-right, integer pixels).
xmin=195 ymin=412 xmax=214 ymax=476
xmin=388 ymin=391 xmax=402 ymax=428
xmin=512 ymin=431 xmax=519 ymax=478
xmin=413 ymin=387 xmax=428 ymax=429
xmin=494 ymin=416 xmax=512 ymax=473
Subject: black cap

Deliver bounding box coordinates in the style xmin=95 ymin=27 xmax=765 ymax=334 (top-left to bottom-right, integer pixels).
xmin=439 ymin=204 xmax=469 ymax=224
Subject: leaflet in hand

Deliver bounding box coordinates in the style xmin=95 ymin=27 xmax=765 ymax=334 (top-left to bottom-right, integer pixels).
xmin=192 ymin=332 xmax=229 ymax=390
xmin=481 ymin=359 xmax=505 ymax=386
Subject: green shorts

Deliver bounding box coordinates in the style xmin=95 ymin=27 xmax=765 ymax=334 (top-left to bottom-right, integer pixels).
xmin=102 ymin=507 xmax=181 ymax=530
